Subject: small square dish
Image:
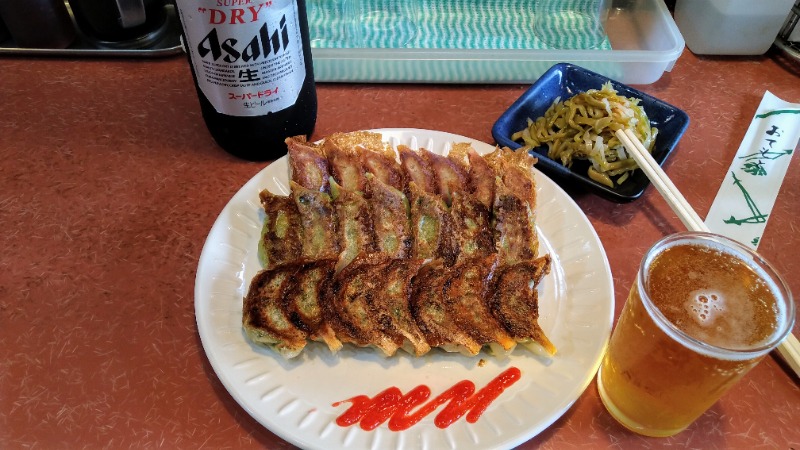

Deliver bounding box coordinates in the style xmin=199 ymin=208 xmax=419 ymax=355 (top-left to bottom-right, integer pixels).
xmin=492 ymin=63 xmax=690 ymax=202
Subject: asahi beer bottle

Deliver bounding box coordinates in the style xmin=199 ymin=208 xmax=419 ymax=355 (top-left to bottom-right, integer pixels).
xmin=174 ymin=0 xmax=317 ymax=160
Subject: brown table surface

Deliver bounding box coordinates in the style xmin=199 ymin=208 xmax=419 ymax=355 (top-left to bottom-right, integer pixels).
xmin=2 ymin=42 xmax=799 ymax=449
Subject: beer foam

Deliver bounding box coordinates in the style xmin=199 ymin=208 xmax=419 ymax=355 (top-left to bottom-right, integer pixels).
xmin=684 ymin=290 xmax=724 ymax=325
xmin=681 ymin=287 xmax=765 ymax=351
xmin=644 ymin=235 xmax=792 ymax=361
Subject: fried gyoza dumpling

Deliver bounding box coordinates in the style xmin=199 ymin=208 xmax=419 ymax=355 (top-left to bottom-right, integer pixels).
xmin=445 ymin=143 xmax=495 ymax=263
xmin=243 ymin=263 xmax=307 ymax=358
xmin=465 ymin=145 xmax=496 ymax=211
xmin=291 ymin=181 xmax=340 ymax=261
xmin=449 ymin=191 xmax=494 ymax=263
xmin=421 ymin=148 xmax=467 ymax=206
xmin=282 ymin=259 xmax=341 ymax=352
xmin=365 ymin=173 xmax=411 ymax=259
xmin=286 ymin=136 xmax=330 ymax=193
xmin=493 ymin=175 xmax=538 ymax=263
xmin=490 ymin=255 xmax=555 ymax=355
xmin=376 ymin=258 xmax=430 ymax=356
xmin=485 ymin=146 xmax=537 ymax=207
xmin=258 ymin=190 xmax=302 ymax=270
xmin=361 ymin=148 xmax=404 ymax=191
xmin=488 ymin=147 xmax=540 ymax=262
xmin=324 ymin=254 xmax=400 ymax=356
xmin=398 ymin=145 xmax=437 ymax=195
xmin=443 ymin=255 xmax=516 ymax=355
xmin=408 ymin=181 xmax=457 ymax=265
xmin=323 ymin=136 xmax=366 ymax=192
xmin=323 ymin=131 xmax=398 ymax=189
xmin=410 ymin=260 xmax=482 ymax=356
xmin=330 ymin=178 xmax=377 ymax=272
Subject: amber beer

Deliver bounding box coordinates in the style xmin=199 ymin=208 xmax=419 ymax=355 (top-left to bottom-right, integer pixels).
xmin=597 ymin=232 xmax=795 ymax=437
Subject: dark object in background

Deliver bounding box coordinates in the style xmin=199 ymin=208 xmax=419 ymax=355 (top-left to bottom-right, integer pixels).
xmin=774 ymin=0 xmax=800 ymax=63
xmin=174 ymin=0 xmax=318 ymax=161
xmin=0 ymin=16 xmax=9 ymax=42
xmin=0 ymin=0 xmax=76 ymax=48
xmin=67 ymin=0 xmax=169 ymax=48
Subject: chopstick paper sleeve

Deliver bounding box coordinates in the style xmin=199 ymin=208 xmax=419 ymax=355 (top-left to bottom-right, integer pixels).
xmin=703 ymin=91 xmax=800 ymax=250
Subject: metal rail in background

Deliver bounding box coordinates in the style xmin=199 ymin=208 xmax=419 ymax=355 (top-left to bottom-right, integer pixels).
xmin=775 ymin=0 xmax=800 ymax=61
xmin=0 ymin=2 xmax=183 ymax=58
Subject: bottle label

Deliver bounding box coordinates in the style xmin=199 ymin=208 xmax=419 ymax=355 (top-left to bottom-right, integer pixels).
xmin=175 ymin=0 xmax=306 ymax=117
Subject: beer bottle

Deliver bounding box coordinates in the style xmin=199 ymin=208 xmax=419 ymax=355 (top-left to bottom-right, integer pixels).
xmin=174 ymin=0 xmax=317 ymax=161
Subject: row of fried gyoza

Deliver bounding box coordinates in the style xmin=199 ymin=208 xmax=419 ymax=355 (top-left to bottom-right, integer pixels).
xmin=242 ymin=131 xmax=555 ymax=358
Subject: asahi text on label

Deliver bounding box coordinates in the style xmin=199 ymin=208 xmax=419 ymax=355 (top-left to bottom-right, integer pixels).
xmin=198 ymin=18 xmax=288 ymax=63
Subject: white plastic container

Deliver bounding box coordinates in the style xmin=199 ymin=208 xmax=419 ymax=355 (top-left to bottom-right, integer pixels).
xmin=307 ymin=0 xmax=685 ymax=84
xmin=674 ymin=0 xmax=795 ymax=55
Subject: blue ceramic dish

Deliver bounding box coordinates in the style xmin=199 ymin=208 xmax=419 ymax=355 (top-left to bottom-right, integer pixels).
xmin=492 ymin=63 xmax=690 ymax=202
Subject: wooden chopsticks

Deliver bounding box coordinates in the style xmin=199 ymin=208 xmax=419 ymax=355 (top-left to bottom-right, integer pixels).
xmin=779 ymin=335 xmax=800 ymax=378
xmin=615 ymin=128 xmax=800 ymax=380
xmin=615 ymin=129 xmax=708 ymax=232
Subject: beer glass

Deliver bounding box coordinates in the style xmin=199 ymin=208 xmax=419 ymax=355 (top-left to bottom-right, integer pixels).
xmin=597 ymin=232 xmax=795 ymax=437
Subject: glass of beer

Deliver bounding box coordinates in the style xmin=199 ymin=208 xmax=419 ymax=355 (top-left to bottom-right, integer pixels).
xmin=597 ymin=232 xmax=795 ymax=437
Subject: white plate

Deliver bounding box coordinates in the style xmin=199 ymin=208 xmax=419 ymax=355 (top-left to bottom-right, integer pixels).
xmin=195 ymin=129 xmax=614 ymax=450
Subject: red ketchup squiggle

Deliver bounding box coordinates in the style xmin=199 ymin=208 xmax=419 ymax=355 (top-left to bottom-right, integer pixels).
xmin=332 ymin=367 xmax=522 ymax=431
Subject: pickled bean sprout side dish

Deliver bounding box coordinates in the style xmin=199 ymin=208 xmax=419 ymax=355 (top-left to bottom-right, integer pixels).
xmin=511 ymin=82 xmax=658 ymax=188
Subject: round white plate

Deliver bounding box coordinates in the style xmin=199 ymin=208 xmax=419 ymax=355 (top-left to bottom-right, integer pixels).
xmin=195 ymin=129 xmax=614 ymax=450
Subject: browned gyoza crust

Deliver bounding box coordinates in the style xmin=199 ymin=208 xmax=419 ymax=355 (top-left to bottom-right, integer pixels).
xmin=421 ymin=148 xmax=467 ymax=206
xmin=291 ymin=181 xmax=340 ymax=261
xmin=243 ymin=259 xmax=342 ymax=357
xmin=493 ymin=176 xmax=538 ymax=264
xmin=325 ymin=256 xmax=430 ymax=357
xmin=398 ymin=145 xmax=437 ymax=195
xmin=324 ymin=254 xmax=399 ymax=355
xmin=443 ymin=255 xmax=516 ymax=353
xmin=243 ymin=132 xmax=553 ymax=359
xmin=330 ymin=178 xmax=378 ymax=272
xmin=489 ymin=255 xmax=556 ymax=355
xmin=258 ymin=191 xmax=303 ymax=270
xmin=365 ymin=173 xmax=411 ymax=260
xmin=324 ymin=136 xmax=366 ymax=192
xmin=286 ymin=136 xmax=329 ymax=192
xmin=449 ymin=191 xmax=494 ymax=263
xmin=408 ymin=181 xmax=457 ymax=266
xmin=242 ymin=263 xmax=307 ymax=358
xmin=409 ymin=260 xmax=482 ymax=355
xmin=377 ymin=258 xmax=430 ymax=356
xmin=450 ymin=142 xmax=495 ymax=211
xmin=281 ymin=259 xmax=340 ymax=351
